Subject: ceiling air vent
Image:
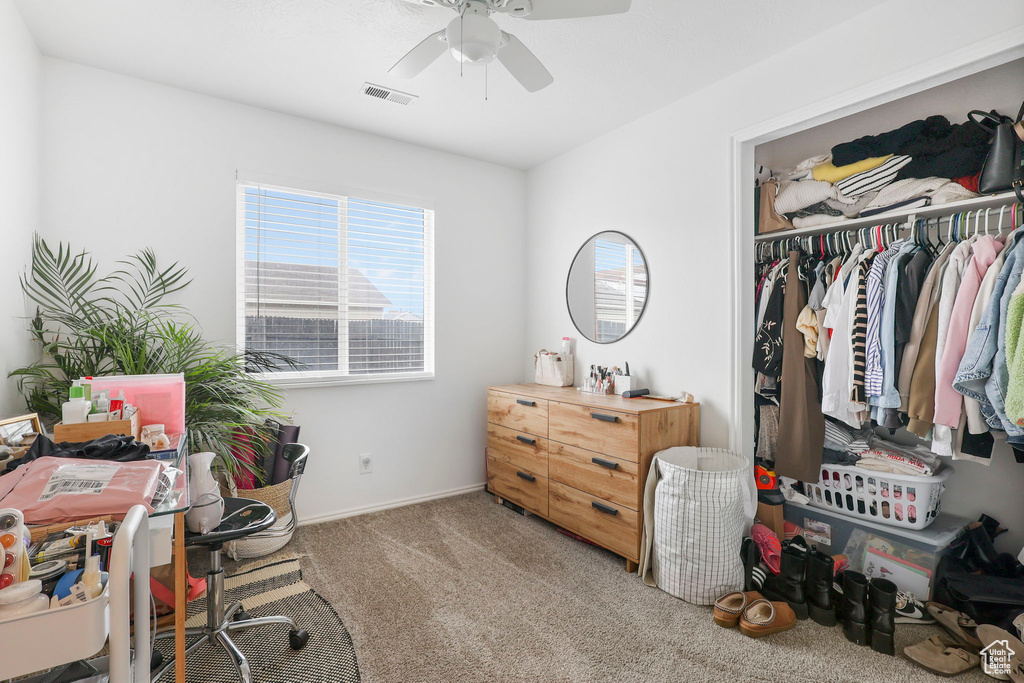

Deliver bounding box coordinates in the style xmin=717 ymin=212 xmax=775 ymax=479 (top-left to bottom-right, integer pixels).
xmin=361 ymin=82 xmax=418 ymax=106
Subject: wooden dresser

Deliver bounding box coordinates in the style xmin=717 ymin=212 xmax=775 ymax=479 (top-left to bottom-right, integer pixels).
xmin=486 ymin=384 xmax=700 ymax=571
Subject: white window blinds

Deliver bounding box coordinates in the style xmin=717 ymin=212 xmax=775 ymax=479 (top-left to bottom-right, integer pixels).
xmin=237 ymin=181 xmax=434 ymax=384
xmin=593 ymin=238 xmax=647 ymax=343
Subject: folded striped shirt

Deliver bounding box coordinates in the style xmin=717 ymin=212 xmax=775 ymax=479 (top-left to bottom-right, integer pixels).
xmin=834 ymin=154 xmax=911 ymax=197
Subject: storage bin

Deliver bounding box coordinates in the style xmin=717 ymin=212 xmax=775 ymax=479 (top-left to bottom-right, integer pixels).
xmin=802 ymin=462 xmax=952 ymax=530
xmin=784 ymin=500 xmax=970 ymax=599
xmin=0 ymin=584 xmax=109 ymax=680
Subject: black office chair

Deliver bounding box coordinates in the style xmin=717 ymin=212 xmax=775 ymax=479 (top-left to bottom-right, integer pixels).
xmin=152 ymin=497 xmax=310 ymax=682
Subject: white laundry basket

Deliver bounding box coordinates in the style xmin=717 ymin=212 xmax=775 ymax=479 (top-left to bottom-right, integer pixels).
xmin=802 ymin=463 xmax=952 ymax=531
xmin=639 ymin=448 xmax=757 ymax=605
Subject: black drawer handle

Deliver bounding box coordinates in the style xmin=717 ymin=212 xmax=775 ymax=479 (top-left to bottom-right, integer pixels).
xmin=516 ymin=399 xmax=536 ymax=407
xmin=516 ymin=435 xmax=536 ymax=445
xmin=592 ymin=457 xmax=619 ymax=470
xmin=516 ymin=471 xmax=536 ymax=482
xmin=592 ymin=501 xmax=619 ymax=515
xmin=591 ymin=413 xmax=619 ymax=423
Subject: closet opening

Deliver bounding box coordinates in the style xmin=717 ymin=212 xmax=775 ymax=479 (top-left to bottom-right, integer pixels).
xmin=730 ymin=44 xmax=1024 ymax=581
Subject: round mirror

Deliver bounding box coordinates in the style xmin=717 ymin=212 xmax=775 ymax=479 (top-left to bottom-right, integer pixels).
xmin=566 ymin=231 xmax=649 ymax=344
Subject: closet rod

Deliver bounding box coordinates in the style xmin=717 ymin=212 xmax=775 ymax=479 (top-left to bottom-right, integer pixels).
xmin=754 ymin=190 xmax=1023 ymax=242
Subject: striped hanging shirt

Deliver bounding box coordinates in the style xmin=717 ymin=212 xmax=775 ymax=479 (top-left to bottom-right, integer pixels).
xmin=850 ymin=256 xmax=874 ymax=406
xmin=864 ymin=240 xmax=906 ymax=397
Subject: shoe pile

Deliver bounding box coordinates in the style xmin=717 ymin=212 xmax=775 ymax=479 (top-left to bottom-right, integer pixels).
xmin=947 ymin=514 xmax=1024 ymax=579
xmin=904 ymin=603 xmax=1024 ymax=681
xmin=739 ymin=528 xmax=901 ymax=654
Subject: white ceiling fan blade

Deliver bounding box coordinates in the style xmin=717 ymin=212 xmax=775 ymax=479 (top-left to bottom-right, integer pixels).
xmin=388 ymin=30 xmax=447 ymax=79
xmin=496 ymin=33 xmax=553 ymax=92
xmin=506 ymin=0 xmax=631 ymax=20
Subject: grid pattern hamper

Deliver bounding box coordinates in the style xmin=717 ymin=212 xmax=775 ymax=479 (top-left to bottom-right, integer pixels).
xmin=639 ymin=447 xmax=757 ymax=605
xmin=802 ymin=463 xmax=952 ymax=530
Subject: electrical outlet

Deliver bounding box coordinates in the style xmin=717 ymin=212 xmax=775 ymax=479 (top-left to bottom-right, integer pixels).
xmin=359 ymin=453 xmax=372 ymax=475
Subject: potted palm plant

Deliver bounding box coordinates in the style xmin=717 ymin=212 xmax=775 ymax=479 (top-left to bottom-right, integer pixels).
xmin=10 ymin=235 xmax=296 ymax=483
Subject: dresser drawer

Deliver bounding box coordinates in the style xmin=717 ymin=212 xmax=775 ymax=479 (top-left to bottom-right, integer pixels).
xmin=548 ymin=402 xmax=638 ymax=460
xmin=548 ymin=443 xmax=638 ymax=511
xmin=548 ymin=481 xmax=638 ymax=559
xmin=488 ymin=391 xmax=548 ymax=437
xmin=487 ymin=424 xmax=548 ymax=476
xmin=487 ymin=456 xmax=548 ymax=516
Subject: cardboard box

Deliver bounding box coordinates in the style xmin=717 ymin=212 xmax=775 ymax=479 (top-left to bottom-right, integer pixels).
xmin=756 ymin=500 xmax=786 ymax=538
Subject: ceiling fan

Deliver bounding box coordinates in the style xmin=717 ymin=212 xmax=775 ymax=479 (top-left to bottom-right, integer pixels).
xmin=390 ymin=0 xmax=632 ymax=92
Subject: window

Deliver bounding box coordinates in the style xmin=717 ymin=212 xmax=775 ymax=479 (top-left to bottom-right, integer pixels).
xmin=237 ymin=180 xmax=434 ymax=386
xmin=593 ymin=238 xmax=647 ymax=343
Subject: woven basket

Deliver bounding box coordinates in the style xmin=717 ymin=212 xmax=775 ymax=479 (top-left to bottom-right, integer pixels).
xmin=224 ymin=479 xmax=296 ymax=559
xmin=238 ymin=479 xmax=293 ymax=518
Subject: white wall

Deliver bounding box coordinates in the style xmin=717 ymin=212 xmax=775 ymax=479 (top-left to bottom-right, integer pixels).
xmin=525 ymin=0 xmax=1024 ymax=550
xmin=0 ymin=1 xmax=40 ymax=417
xmin=38 ymin=59 xmax=527 ymax=521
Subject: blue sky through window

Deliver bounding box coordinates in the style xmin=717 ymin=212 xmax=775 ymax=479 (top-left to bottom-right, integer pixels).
xmin=244 ymin=187 xmax=426 ymax=317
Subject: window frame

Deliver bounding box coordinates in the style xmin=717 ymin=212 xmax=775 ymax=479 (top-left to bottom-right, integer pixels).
xmin=235 ymin=172 xmax=435 ymax=389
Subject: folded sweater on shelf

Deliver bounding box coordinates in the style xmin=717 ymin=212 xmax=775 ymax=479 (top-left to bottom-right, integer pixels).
xmin=812 ymin=154 xmax=893 ymax=183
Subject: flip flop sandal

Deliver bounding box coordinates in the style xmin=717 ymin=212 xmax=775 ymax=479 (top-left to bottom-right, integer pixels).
xmin=713 ymin=590 xmax=763 ymax=628
xmin=751 ymin=523 xmax=782 ymax=575
xmin=926 ymin=602 xmax=982 ymax=648
xmin=904 ymin=635 xmax=980 ymax=677
xmin=977 ymin=624 xmax=1024 ymax=683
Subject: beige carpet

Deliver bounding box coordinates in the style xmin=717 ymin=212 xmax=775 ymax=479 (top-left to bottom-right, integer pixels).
xmin=280 ymin=491 xmax=986 ymax=682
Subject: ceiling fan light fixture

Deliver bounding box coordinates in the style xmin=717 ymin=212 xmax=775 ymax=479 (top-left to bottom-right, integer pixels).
xmin=445 ymin=13 xmax=501 ymax=65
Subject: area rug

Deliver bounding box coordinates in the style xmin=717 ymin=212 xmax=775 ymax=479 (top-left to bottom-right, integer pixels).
xmin=156 ymin=555 xmax=360 ymax=683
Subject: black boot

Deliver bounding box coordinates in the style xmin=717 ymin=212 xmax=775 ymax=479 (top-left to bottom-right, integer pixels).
xmin=966 ymin=522 xmax=1002 ymax=571
xmin=868 ymin=578 xmax=897 ymax=655
xmin=841 ymin=571 xmax=870 ymax=645
xmin=978 ymin=514 xmax=1007 ymax=540
xmin=806 ymin=548 xmax=837 ymax=627
xmin=775 ymin=538 xmax=809 ymax=619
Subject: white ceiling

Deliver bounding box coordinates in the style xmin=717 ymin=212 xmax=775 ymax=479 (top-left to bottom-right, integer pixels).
xmin=14 ymin=0 xmax=885 ymax=169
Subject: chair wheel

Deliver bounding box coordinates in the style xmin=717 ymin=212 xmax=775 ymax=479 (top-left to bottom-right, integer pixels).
xmin=233 ymin=610 xmax=252 ymax=622
xmin=289 ymin=629 xmax=310 ymax=650
xmin=150 ymin=650 xmax=164 ymax=671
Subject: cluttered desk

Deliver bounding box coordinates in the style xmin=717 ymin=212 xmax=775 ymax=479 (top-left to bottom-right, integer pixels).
xmin=0 ymin=374 xmax=192 ymax=683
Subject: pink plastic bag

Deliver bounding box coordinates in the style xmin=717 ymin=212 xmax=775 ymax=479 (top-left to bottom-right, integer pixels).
xmin=0 ymin=456 xmax=165 ymax=524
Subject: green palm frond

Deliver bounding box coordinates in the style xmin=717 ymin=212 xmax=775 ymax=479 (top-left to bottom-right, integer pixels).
xmin=10 ymin=234 xmax=295 ymax=482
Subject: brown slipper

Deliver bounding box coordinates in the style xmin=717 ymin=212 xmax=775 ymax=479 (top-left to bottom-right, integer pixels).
xmin=977 ymin=624 xmax=1024 ymax=683
xmin=904 ymin=635 xmax=980 ymax=677
xmin=927 ymin=602 xmax=983 ymax=648
xmin=713 ymin=591 xmax=763 ymax=628
xmin=739 ymin=598 xmax=796 ymax=637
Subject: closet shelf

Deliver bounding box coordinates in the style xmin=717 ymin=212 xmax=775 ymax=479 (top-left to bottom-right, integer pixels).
xmin=754 ymin=191 xmax=1022 ymax=242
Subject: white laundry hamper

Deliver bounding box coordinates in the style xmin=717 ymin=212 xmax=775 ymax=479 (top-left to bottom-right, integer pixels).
xmin=639 ymin=447 xmax=757 ymax=605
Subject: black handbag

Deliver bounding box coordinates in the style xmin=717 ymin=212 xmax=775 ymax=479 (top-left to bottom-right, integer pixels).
xmin=971 ymin=102 xmax=1024 ymax=199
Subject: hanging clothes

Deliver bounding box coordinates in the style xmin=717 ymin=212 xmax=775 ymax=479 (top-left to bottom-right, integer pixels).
xmin=821 ymin=244 xmax=866 ymax=427
xmin=933 ymin=235 xmax=1004 ymax=453
xmin=900 ymin=242 xmax=955 ymax=413
xmin=753 ymin=266 xmax=787 ymax=377
xmin=850 ymin=256 xmax=875 ymax=408
xmin=775 ymin=251 xmax=826 ymax=482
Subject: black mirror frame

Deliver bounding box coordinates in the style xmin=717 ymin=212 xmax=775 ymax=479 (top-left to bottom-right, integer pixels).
xmin=565 ymin=230 xmax=650 ymax=345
